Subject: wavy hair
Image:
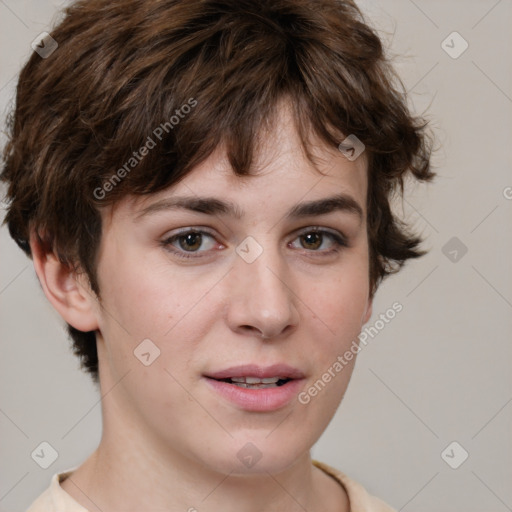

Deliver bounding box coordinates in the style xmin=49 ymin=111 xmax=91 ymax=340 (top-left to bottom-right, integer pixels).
xmin=1 ymin=0 xmax=435 ymax=382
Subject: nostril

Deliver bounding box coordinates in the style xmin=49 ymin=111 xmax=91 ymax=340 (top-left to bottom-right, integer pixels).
xmin=240 ymin=326 xmax=266 ymax=337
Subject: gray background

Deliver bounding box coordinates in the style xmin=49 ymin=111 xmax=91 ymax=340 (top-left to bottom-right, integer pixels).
xmin=1 ymin=1 xmax=511 ymax=510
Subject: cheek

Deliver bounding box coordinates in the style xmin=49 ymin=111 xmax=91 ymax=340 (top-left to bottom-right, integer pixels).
xmin=310 ymin=264 xmax=370 ymax=336
xmin=96 ymin=249 xmax=181 ymax=337
xmin=95 ymin=249 xmax=220 ymax=377
xmin=299 ymin=274 xmax=367 ymax=419
xmin=302 ymin=260 xmax=370 ymax=398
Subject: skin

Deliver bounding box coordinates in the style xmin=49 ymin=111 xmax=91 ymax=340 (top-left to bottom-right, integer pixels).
xmin=31 ymin=100 xmax=373 ymax=512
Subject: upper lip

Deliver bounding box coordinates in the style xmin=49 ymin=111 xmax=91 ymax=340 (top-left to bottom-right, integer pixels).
xmin=204 ymin=364 xmax=305 ymax=380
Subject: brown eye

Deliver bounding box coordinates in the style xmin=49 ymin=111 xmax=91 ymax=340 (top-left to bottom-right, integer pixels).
xmin=300 ymin=232 xmax=322 ymax=250
xmin=177 ymin=232 xmax=203 ymax=251
xmin=290 ymin=228 xmax=348 ymax=255
xmin=161 ymin=229 xmax=218 ymax=259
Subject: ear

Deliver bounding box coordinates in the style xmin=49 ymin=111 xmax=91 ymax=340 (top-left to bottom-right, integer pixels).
xmin=362 ymin=296 xmax=373 ymax=325
xmin=29 ymin=232 xmax=99 ymax=333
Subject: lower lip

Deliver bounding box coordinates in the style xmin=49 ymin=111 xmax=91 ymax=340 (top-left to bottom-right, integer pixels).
xmin=203 ymin=377 xmax=304 ymax=412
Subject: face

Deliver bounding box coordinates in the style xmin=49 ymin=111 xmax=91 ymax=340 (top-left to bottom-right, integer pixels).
xmin=90 ymin=101 xmax=372 ymax=476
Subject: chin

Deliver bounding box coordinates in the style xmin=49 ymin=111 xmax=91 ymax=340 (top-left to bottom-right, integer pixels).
xmin=201 ymin=432 xmax=312 ymax=476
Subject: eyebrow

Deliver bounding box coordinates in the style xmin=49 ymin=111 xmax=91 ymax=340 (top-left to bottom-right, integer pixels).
xmin=135 ymin=193 xmax=364 ymax=223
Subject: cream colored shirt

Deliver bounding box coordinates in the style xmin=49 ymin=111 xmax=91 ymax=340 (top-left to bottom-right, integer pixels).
xmin=26 ymin=459 xmax=396 ymax=511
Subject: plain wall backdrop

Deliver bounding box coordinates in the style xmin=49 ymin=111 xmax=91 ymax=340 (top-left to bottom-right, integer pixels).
xmin=1 ymin=1 xmax=511 ymax=511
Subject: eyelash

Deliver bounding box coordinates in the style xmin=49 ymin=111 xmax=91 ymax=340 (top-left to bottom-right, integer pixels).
xmin=160 ymin=227 xmax=349 ymax=260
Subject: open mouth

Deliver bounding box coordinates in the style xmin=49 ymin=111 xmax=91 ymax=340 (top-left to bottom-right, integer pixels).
xmin=203 ymin=366 xmax=304 ymax=410
xmin=214 ymin=376 xmax=292 ymax=389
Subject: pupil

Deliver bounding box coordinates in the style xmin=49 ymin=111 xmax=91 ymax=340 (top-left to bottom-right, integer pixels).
xmin=180 ymin=232 xmax=201 ymax=251
xmin=302 ymin=232 xmax=321 ymax=250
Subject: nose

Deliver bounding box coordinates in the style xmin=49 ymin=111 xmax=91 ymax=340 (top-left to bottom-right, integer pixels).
xmin=224 ymin=241 xmax=300 ymax=340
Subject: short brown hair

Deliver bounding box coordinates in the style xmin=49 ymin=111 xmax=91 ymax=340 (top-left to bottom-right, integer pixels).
xmin=1 ymin=0 xmax=435 ymax=383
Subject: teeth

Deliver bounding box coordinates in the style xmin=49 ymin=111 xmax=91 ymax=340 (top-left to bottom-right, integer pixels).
xmin=230 ymin=376 xmax=282 ymax=384
xmin=232 ymin=383 xmax=279 ymax=389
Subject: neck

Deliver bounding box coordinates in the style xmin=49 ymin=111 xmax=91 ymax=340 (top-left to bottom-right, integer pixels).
xmin=60 ymin=422 xmax=348 ymax=512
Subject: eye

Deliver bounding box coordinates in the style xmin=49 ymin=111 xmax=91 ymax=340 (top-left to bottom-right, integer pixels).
xmin=289 ymin=227 xmax=348 ymax=255
xmin=161 ymin=226 xmax=349 ymax=260
xmin=161 ymin=229 xmax=220 ymax=259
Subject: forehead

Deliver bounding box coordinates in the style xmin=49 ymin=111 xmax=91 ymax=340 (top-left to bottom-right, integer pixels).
xmin=112 ymin=101 xmax=368 ymax=223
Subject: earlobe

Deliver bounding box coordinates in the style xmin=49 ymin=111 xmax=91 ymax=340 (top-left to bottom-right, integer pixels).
xmin=29 ymin=232 xmax=99 ymax=333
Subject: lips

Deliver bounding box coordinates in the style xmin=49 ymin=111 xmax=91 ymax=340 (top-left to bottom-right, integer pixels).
xmin=204 ymin=363 xmax=305 ymax=381
xmin=203 ymin=364 xmax=306 ymax=411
